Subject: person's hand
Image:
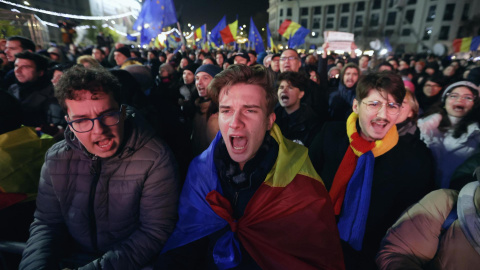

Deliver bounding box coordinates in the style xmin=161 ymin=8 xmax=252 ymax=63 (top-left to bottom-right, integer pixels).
xmin=322 ymin=42 xmax=329 ymax=59
xmin=350 ymin=43 xmax=357 ymax=58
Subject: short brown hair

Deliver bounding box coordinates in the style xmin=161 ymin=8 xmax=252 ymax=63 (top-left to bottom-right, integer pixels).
xmin=209 ymin=64 xmax=277 ymax=115
xmin=340 ymin=63 xmax=360 ymax=85
xmin=55 ymin=65 xmax=122 ymax=112
xmin=356 ymin=71 xmax=406 ymax=104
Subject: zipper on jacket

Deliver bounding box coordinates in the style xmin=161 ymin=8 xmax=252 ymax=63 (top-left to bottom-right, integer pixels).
xmin=89 ymin=155 xmax=101 ymax=251
xmin=233 ymin=191 xmax=239 ymax=208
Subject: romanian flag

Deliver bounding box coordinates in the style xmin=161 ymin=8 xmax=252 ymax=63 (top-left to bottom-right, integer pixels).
xmin=194 ymin=24 xmax=206 ymax=41
xmin=266 ymin=23 xmax=277 ymax=52
xmin=162 ymin=124 xmax=344 ymax=269
xmin=453 ymin=36 xmax=480 ymax=53
xmin=220 ymin=20 xmax=238 ymax=44
xmin=278 ymin=19 xmax=310 ymax=48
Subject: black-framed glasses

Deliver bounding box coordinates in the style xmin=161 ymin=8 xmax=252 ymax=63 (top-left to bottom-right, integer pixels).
xmin=67 ymin=105 xmax=124 ymax=133
xmin=362 ymin=100 xmax=401 ymax=115
xmin=446 ymin=93 xmax=475 ymax=102
xmin=279 ymin=56 xmax=299 ymax=62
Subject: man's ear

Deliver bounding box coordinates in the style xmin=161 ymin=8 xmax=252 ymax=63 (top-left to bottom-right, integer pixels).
xmin=299 ymin=90 xmax=305 ymax=100
xmin=352 ymin=99 xmax=359 ymax=114
xmin=267 ymin=112 xmax=276 ymax=130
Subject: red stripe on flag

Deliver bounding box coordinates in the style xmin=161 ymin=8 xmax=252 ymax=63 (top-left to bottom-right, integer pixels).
xmin=452 ymin=38 xmax=462 ymax=53
xmin=278 ymin=20 xmax=292 ymax=36
xmin=220 ymin=27 xmax=235 ymax=44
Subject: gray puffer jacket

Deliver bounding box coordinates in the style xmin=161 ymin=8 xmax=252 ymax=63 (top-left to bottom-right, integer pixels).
xmin=20 ymin=108 xmax=179 ymax=270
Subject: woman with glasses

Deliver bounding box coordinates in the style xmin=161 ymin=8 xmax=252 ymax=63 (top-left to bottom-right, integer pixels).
xmin=418 ymin=81 xmax=480 ymax=188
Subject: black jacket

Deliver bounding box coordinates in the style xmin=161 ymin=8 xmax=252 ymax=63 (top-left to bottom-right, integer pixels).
xmin=274 ymin=103 xmax=322 ymax=147
xmin=309 ymin=121 xmax=435 ymax=270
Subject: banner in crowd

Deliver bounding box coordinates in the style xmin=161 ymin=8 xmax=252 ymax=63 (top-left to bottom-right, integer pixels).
xmin=324 ymin=31 xmax=354 ymax=52
xmin=220 ymin=19 xmax=238 ymax=44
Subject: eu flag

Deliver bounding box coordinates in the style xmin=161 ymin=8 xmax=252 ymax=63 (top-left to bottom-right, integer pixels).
xmin=248 ymin=17 xmax=265 ymax=53
xmin=133 ymin=0 xmax=178 ymax=45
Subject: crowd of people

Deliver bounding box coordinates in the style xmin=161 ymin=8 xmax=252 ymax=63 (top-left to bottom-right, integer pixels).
xmin=0 ymin=34 xmax=480 ymax=269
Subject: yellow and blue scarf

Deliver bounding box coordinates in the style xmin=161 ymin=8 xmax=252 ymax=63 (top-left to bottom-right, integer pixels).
xmin=330 ymin=112 xmax=398 ymax=250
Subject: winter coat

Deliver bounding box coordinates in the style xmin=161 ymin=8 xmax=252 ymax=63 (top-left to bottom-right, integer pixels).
xmin=19 ymin=109 xmax=179 ymax=270
xmin=274 ymin=103 xmax=322 ymax=147
xmin=376 ymin=188 xmax=480 ymax=270
xmin=418 ymin=113 xmax=480 ymax=188
xmin=309 ymin=121 xmax=435 ymax=270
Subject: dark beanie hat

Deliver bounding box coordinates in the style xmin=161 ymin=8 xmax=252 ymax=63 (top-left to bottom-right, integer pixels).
xmin=116 ymin=46 xmax=130 ymax=58
xmin=195 ymin=64 xmax=222 ymax=78
xmin=184 ymin=63 xmax=199 ymax=74
xmin=467 ymin=67 xmax=480 ymax=86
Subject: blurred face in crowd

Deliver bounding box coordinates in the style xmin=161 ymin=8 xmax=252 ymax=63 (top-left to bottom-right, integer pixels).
xmin=92 ymin=48 xmax=105 ymax=62
xmin=359 ymin=56 xmax=369 ymax=69
xmin=202 ymin=58 xmax=215 ymax=65
xmin=114 ymin=51 xmax=127 ymax=66
xmin=398 ymin=60 xmax=409 ymax=71
xmin=14 ymin=58 xmax=42 ymax=83
xmin=352 ymin=89 xmax=400 ymax=142
xmin=445 ymin=87 xmax=475 ymax=118
xmin=247 ymin=53 xmax=256 ymax=66
xmin=388 ymin=59 xmax=399 ymax=70
xmin=195 ymin=71 xmax=213 ymax=97
xmin=218 ymin=83 xmax=275 ymax=170
xmin=216 ymin=54 xmax=224 ymax=66
xmin=280 ymin=50 xmax=301 ymax=72
xmin=180 ymin=58 xmax=189 ymax=69
xmin=423 ymin=80 xmax=442 ymax=97
xmin=183 ymin=69 xmax=194 ymax=85
xmin=234 ymin=56 xmax=248 ymax=65
xmin=278 ymin=80 xmax=304 ymax=114
xmin=270 ymin=56 xmax=280 ymax=72
xmin=343 ymin=67 xmax=359 ymax=88
xmin=5 ymin=40 xmax=23 ymax=62
xmin=65 ymin=90 xmax=125 ymax=158
xmin=51 ymin=70 xmax=63 ymax=86
xmin=396 ymin=93 xmax=414 ymax=124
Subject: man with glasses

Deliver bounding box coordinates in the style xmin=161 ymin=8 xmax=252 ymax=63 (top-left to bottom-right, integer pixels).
xmin=20 ymin=66 xmax=179 ymax=269
xmin=309 ymin=72 xmax=434 ymax=270
xmin=279 ymin=49 xmax=329 ymax=122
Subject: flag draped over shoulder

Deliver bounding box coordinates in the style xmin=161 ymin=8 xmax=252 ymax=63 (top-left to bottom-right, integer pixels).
xmin=248 ymin=17 xmax=265 ymax=53
xmin=211 ymin=16 xmax=227 ymax=47
xmin=133 ymin=0 xmax=178 ymax=45
xmin=162 ymin=125 xmax=345 ymax=270
xmin=453 ymin=36 xmax=480 ymax=53
xmin=220 ymin=20 xmax=238 ymax=44
xmin=278 ymin=19 xmax=310 ymax=48
xmin=266 ymin=23 xmax=276 ymax=52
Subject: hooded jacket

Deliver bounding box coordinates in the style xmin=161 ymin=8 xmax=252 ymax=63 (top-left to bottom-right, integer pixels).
xmin=20 ymin=108 xmax=179 ymax=270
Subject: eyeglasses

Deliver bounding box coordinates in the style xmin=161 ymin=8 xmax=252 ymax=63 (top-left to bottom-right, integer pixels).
xmin=446 ymin=93 xmax=475 ymax=102
xmin=362 ymin=101 xmax=401 ymax=115
xmin=424 ymin=83 xmax=441 ymax=89
xmin=279 ymin=56 xmax=299 ymax=62
xmin=67 ymin=105 xmax=124 ymax=133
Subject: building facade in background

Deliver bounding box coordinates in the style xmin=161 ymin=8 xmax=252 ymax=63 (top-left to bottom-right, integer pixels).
xmin=268 ymin=0 xmax=480 ymax=54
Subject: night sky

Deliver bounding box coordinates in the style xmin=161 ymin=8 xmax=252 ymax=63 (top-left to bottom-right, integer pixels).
xmin=172 ymin=0 xmax=269 ymax=31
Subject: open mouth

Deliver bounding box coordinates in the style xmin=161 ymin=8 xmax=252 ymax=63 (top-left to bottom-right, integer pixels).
xmin=452 ymin=105 xmax=465 ymax=112
xmin=371 ymin=120 xmax=389 ymax=131
xmin=280 ymin=93 xmax=289 ymax=102
xmin=230 ymin=135 xmax=247 ymax=150
xmin=96 ymin=138 xmax=113 ymax=150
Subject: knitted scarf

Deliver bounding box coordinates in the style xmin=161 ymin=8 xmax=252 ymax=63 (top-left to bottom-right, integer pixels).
xmin=330 ymin=112 xmax=398 ymax=250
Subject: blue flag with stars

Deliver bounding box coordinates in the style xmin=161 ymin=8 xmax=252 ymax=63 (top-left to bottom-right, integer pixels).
xmin=133 ymin=0 xmax=178 ymax=45
xmin=211 ymin=16 xmax=227 ymax=47
xmin=248 ymin=17 xmax=265 ymax=53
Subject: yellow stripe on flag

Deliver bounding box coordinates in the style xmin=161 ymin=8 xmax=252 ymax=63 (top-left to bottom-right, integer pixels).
xmin=281 ymin=21 xmax=301 ymax=39
xmin=229 ymin=20 xmax=238 ymax=39
xmin=461 ymin=37 xmax=472 ymax=52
